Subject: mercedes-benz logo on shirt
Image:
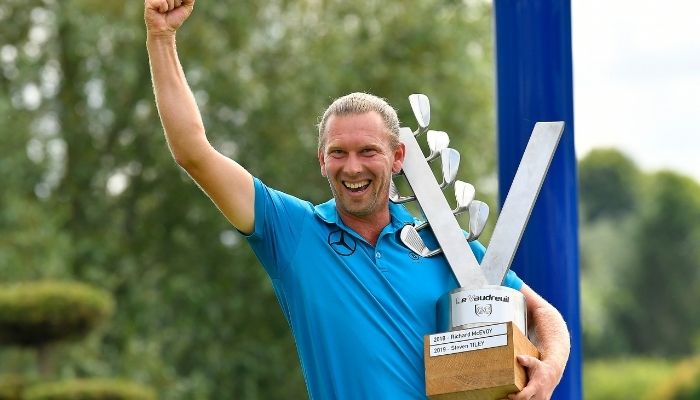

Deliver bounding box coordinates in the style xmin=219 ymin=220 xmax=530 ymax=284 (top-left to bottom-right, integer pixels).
xmin=328 ymin=230 xmax=357 ymax=256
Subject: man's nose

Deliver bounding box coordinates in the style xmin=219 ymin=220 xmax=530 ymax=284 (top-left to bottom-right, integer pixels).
xmin=344 ymin=153 xmax=363 ymax=174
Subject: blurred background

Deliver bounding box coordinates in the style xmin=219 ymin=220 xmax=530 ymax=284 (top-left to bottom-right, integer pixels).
xmin=1 ymin=0 xmax=698 ymax=399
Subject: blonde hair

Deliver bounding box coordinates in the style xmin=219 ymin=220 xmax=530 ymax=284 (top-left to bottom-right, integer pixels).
xmin=317 ymin=92 xmax=401 ymax=151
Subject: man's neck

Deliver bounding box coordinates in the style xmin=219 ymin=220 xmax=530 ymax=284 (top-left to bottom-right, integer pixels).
xmin=338 ymin=209 xmax=391 ymax=247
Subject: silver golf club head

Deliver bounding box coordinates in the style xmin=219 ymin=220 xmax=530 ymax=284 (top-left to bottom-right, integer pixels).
xmin=389 ymin=180 xmax=416 ymax=204
xmin=426 ymin=130 xmax=450 ymax=162
xmin=439 ymin=148 xmax=460 ymax=189
xmin=467 ymin=200 xmax=490 ymax=241
xmin=416 ymin=181 xmax=475 ymax=231
xmin=400 ymin=225 xmax=442 ymax=257
xmin=453 ymin=180 xmax=475 ymax=214
xmin=408 ymin=94 xmax=430 ymax=136
xmin=414 ymin=220 xmax=429 ymax=231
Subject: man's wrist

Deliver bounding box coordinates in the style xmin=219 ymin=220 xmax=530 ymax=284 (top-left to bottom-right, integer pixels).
xmin=146 ymin=31 xmax=177 ymax=45
xmin=539 ymin=349 xmax=568 ymax=384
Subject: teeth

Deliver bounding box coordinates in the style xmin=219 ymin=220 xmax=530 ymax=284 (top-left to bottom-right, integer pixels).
xmin=344 ymin=180 xmax=370 ymax=189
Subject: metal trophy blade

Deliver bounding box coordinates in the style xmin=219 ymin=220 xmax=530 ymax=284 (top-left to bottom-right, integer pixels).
xmin=394 ymin=93 xmax=565 ymax=399
xmin=480 ymin=122 xmax=565 ymax=285
xmin=397 ymin=125 xmax=486 ymax=290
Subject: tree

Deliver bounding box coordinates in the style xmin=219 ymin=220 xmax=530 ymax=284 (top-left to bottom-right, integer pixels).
xmin=1 ymin=0 xmax=498 ymax=398
xmin=618 ymin=171 xmax=700 ymax=356
xmin=578 ymin=148 xmax=641 ymax=223
xmin=578 ymin=151 xmax=700 ymax=358
xmin=578 ymin=149 xmax=642 ymax=356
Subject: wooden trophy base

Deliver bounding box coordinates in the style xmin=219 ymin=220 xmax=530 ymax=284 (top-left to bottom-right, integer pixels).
xmin=424 ymin=322 xmax=539 ymax=400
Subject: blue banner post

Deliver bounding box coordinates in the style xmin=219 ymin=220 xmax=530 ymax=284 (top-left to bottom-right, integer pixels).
xmin=493 ymin=1 xmax=582 ymax=398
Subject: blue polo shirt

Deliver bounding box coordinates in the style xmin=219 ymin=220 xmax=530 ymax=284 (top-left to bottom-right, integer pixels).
xmin=246 ymin=178 xmax=523 ymax=399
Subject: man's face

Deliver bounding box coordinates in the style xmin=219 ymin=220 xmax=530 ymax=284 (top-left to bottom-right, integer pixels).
xmin=318 ymin=112 xmax=405 ymax=220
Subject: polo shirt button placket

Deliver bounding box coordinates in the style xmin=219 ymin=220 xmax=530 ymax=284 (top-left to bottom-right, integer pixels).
xmin=374 ymin=250 xmax=387 ymax=271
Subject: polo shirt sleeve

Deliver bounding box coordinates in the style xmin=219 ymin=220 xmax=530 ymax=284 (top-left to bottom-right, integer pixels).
xmin=467 ymin=240 xmax=524 ymax=291
xmin=245 ymin=177 xmax=313 ymax=279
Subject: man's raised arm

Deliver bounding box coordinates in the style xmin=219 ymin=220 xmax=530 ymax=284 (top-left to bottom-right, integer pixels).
xmin=145 ymin=0 xmax=255 ymax=233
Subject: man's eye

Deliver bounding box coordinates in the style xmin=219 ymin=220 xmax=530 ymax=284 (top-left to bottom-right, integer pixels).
xmin=329 ymin=150 xmax=345 ymax=157
xmin=361 ymin=149 xmax=378 ymax=156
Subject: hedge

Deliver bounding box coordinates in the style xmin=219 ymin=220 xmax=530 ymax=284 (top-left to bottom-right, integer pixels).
xmin=0 ymin=281 xmax=115 ymax=347
xmin=0 ymin=375 xmax=25 ymax=400
xmin=24 ymin=379 xmax=156 ymax=400
xmin=645 ymin=356 xmax=700 ymax=400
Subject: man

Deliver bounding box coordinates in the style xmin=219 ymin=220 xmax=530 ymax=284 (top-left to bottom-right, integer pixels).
xmin=145 ymin=0 xmax=570 ymax=399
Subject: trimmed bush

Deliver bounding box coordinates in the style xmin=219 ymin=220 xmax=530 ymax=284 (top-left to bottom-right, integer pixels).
xmin=0 ymin=281 xmax=115 ymax=347
xmin=0 ymin=375 xmax=26 ymax=400
xmin=24 ymin=379 xmax=156 ymax=400
xmin=646 ymin=356 xmax=700 ymax=400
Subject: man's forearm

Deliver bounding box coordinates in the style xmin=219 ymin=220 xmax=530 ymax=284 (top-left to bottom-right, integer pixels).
xmin=147 ymin=33 xmax=209 ymax=168
xmin=529 ymin=300 xmax=570 ymax=380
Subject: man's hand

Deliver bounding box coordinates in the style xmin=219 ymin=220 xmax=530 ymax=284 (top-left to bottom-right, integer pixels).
xmin=501 ymin=284 xmax=569 ymax=400
xmin=144 ymin=0 xmax=195 ymax=36
xmin=502 ymin=355 xmax=559 ymax=400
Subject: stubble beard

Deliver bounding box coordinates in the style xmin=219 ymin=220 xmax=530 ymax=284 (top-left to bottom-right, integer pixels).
xmin=328 ymin=176 xmax=389 ymax=218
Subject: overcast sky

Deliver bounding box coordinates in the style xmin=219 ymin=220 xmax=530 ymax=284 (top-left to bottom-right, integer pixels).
xmin=572 ymin=0 xmax=700 ymax=182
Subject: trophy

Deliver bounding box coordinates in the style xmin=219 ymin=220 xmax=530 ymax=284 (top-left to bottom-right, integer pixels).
xmin=394 ymin=94 xmax=564 ymax=399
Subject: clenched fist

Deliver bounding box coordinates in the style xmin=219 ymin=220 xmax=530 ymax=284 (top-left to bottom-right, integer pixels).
xmin=144 ymin=0 xmax=195 ymax=36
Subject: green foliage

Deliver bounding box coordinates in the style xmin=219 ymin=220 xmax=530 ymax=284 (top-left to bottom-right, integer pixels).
xmin=0 ymin=282 xmax=114 ymax=347
xmin=578 ymin=149 xmax=642 ymax=357
xmin=583 ymin=358 xmax=674 ymax=400
xmin=645 ymin=356 xmax=700 ymax=400
xmin=579 ymin=151 xmax=700 ymax=358
xmin=24 ymin=379 xmax=155 ymax=400
xmin=579 ymin=148 xmax=641 ymax=222
xmin=0 ymin=375 xmax=26 ymax=400
xmin=619 ymin=172 xmax=700 ymax=356
xmin=0 ymin=0 xmax=497 ymax=398
xmin=2 ymin=0 xmax=698 ymax=395
xmin=578 ymin=218 xmax=636 ymax=356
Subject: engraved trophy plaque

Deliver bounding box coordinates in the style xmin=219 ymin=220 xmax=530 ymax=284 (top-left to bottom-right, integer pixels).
xmin=395 ymin=94 xmax=564 ymax=399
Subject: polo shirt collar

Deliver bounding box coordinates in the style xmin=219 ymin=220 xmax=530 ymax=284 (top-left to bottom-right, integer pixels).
xmin=314 ymin=199 xmax=417 ymax=232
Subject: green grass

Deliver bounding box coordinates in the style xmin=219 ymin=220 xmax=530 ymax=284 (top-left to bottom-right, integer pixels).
xmin=24 ymin=379 xmax=156 ymax=400
xmin=584 ymin=357 xmax=676 ymax=400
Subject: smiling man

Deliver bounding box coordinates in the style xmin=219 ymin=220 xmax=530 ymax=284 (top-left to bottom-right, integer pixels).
xmin=318 ymin=100 xmax=405 ymax=244
xmin=145 ymin=0 xmax=570 ymax=399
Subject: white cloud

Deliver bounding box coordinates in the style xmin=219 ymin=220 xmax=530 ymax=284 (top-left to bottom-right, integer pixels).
xmin=572 ymin=0 xmax=700 ymax=181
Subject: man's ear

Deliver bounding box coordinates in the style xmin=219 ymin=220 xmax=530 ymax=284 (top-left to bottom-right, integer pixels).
xmin=392 ymin=143 xmax=406 ymax=174
xmin=318 ymin=149 xmax=327 ymax=177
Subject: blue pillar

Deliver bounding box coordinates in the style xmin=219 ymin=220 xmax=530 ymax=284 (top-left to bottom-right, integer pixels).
xmin=493 ymin=1 xmax=581 ymax=399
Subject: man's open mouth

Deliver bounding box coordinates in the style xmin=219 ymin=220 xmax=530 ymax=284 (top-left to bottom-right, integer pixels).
xmin=343 ymin=180 xmax=371 ymax=192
